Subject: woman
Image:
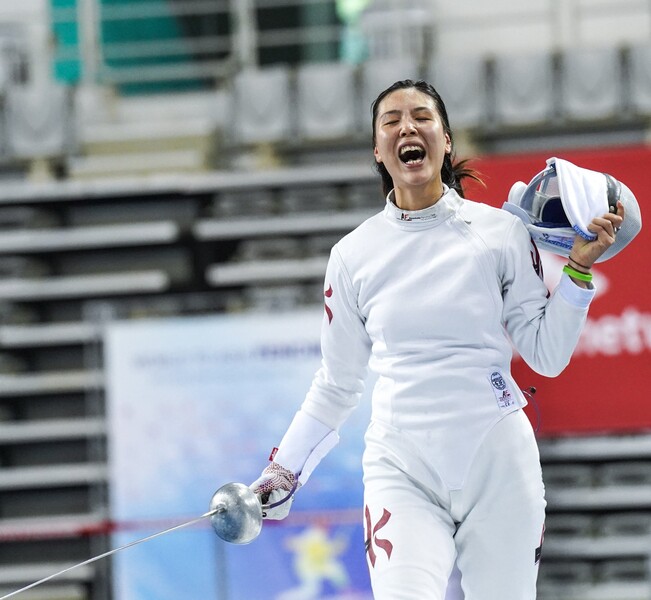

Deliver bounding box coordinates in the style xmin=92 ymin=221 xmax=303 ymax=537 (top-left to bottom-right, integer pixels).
xmin=251 ymin=79 xmax=624 ymax=599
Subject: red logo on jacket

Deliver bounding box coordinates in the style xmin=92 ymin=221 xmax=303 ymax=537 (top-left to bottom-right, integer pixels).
xmin=324 ymin=285 xmax=333 ymax=324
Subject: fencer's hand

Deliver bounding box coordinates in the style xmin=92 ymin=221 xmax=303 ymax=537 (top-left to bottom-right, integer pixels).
xmin=570 ymin=201 xmax=625 ymax=269
xmin=250 ymin=461 xmax=300 ymax=520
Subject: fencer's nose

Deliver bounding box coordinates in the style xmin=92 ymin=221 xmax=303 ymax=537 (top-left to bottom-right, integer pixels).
xmin=399 ymin=119 xmax=417 ymax=136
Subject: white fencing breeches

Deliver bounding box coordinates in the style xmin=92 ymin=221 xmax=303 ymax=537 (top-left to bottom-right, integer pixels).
xmin=362 ymin=409 xmax=546 ymax=600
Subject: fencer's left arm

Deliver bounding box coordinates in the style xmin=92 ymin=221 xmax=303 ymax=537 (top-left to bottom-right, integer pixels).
xmin=501 ymin=217 xmax=595 ymax=377
xmin=569 ymin=200 xmax=625 ymax=272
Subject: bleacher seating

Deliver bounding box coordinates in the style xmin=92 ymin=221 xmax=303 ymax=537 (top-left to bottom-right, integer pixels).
xmin=0 ymin=563 xmax=92 ymax=600
xmin=0 ymin=464 xmax=107 ymax=491
xmin=229 ymin=66 xmax=293 ymax=146
xmin=4 ymin=82 xmax=74 ymax=165
xmin=0 ymin=322 xmax=101 ymax=348
xmin=428 ymin=54 xmax=488 ymax=131
xmin=628 ymin=42 xmax=651 ymax=117
xmin=0 ymin=371 xmax=103 ymax=397
xmin=538 ymin=435 xmax=651 ymax=598
xmin=0 ymin=271 xmax=171 ymax=302
xmin=559 ymin=46 xmax=623 ymax=123
xmin=0 ymin=417 xmax=105 ymax=444
xmin=296 ymin=61 xmax=359 ymax=142
xmin=206 ymin=255 xmax=329 ymax=287
xmin=492 ymin=51 xmax=557 ymax=127
xmin=0 ymin=221 xmax=179 ymax=254
xmin=193 ymin=209 xmax=375 ymax=241
xmin=360 ymin=58 xmax=422 ymax=129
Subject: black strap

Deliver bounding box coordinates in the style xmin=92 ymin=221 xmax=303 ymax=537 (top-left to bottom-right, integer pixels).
xmin=604 ymin=173 xmax=621 ymax=214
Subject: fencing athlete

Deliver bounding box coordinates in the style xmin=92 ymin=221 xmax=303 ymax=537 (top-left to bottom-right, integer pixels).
xmin=249 ymin=79 xmax=632 ymax=599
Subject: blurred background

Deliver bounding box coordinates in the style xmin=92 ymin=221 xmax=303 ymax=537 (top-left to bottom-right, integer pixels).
xmin=0 ymin=0 xmax=648 ymax=598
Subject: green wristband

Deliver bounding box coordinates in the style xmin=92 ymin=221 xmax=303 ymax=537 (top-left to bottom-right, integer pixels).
xmin=563 ymin=264 xmax=593 ymax=282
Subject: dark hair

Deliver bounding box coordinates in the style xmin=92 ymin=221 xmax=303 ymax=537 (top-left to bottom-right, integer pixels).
xmin=370 ymin=79 xmax=482 ymax=198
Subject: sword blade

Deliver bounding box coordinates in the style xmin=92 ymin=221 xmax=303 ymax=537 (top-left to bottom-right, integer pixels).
xmin=0 ymin=508 xmax=221 ymax=600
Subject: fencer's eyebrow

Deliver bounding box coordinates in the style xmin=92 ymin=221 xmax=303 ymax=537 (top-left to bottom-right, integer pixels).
xmin=380 ymin=106 xmax=433 ymax=120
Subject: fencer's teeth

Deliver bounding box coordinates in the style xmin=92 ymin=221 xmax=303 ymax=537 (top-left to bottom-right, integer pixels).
xmin=399 ymin=144 xmax=426 ymax=165
xmin=400 ymin=144 xmax=424 ymax=156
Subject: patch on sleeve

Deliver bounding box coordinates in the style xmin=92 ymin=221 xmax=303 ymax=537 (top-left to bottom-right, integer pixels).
xmin=489 ymin=370 xmax=516 ymax=410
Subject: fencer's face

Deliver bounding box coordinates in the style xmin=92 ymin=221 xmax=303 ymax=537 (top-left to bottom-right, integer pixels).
xmin=373 ymin=88 xmax=451 ymax=193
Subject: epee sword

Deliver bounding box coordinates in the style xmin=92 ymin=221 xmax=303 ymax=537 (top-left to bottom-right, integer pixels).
xmin=0 ymin=482 xmax=266 ymax=600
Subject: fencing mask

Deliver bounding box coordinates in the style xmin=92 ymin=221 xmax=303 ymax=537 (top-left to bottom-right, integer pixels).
xmin=502 ymin=157 xmax=642 ymax=262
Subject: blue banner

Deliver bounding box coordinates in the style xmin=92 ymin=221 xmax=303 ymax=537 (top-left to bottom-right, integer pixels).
xmin=105 ymin=309 xmax=373 ymax=599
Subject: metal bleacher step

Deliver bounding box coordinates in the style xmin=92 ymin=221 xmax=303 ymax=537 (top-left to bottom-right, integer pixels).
xmin=0 ymin=221 xmax=180 ymax=253
xmin=72 ymin=90 xmax=224 ymax=180
xmin=546 ymin=485 xmax=651 ymax=511
xmin=0 ymin=322 xmax=102 ymax=348
xmin=0 ymin=270 xmax=170 ymax=301
xmin=543 ymin=534 xmax=651 ymax=560
xmin=0 ymin=582 xmax=87 ymax=600
xmin=193 ymin=209 xmax=376 ymax=240
xmin=67 ymin=149 xmax=210 ymax=179
xmin=0 ymin=417 xmax=106 ymax=444
xmin=0 ymin=561 xmax=92 ymax=588
xmin=0 ymin=369 xmax=103 ymax=397
xmin=80 ymin=116 xmax=218 ymax=155
xmin=0 ymin=463 xmax=107 ymax=491
xmin=538 ymin=582 xmax=651 ymax=600
xmin=0 ymin=512 xmax=107 ymax=541
xmin=539 ymin=433 xmax=651 ymax=462
xmin=0 ymin=163 xmax=375 ymax=206
xmin=205 ymin=256 xmax=328 ymax=286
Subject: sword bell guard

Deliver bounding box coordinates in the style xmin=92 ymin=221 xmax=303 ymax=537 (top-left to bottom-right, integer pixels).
xmin=209 ymin=482 xmax=262 ymax=545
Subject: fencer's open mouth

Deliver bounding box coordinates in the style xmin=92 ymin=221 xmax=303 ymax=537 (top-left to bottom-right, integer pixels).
xmin=399 ymin=144 xmax=426 ymax=165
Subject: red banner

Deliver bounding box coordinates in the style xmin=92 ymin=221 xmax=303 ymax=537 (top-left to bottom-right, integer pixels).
xmin=464 ymin=145 xmax=649 ymax=436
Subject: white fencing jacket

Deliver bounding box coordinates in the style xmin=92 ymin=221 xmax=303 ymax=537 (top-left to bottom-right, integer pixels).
xmin=275 ymin=186 xmax=595 ymax=490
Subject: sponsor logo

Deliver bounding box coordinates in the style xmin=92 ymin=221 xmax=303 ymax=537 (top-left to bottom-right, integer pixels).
xmin=497 ymin=390 xmax=514 ymax=408
xmin=490 ymin=371 xmax=515 ymax=409
xmin=539 ymin=233 xmax=574 ymax=250
xmin=491 ymin=371 xmax=506 ymax=390
xmin=398 ymin=211 xmax=438 ymax=222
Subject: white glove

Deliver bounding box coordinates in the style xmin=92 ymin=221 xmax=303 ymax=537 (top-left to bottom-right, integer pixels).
xmin=250 ymin=461 xmax=301 ymax=520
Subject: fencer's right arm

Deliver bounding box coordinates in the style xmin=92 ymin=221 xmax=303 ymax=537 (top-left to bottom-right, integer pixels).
xmin=250 ymin=409 xmax=339 ymax=519
xmin=251 ymin=246 xmax=371 ymax=519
